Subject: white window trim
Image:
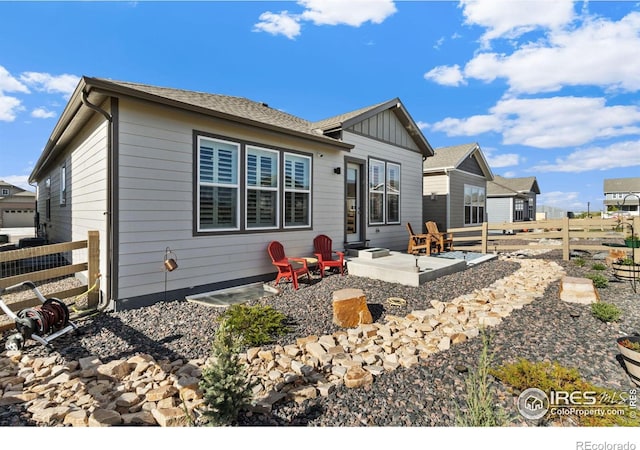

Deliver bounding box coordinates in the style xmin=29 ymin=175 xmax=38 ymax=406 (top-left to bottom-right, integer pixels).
xmin=197 ymin=136 xmax=241 ymax=232
xmin=59 ymin=165 xmax=66 ymax=206
xmin=245 ymin=145 xmax=280 ymax=230
xmin=283 ymin=152 xmax=312 ymax=229
xmin=386 ymin=162 xmax=401 ymax=225
xmin=1 ymin=188 xmax=9 ymax=196
xmin=369 ymin=158 xmax=401 ymax=225
xmin=464 ymin=184 xmax=485 ymax=226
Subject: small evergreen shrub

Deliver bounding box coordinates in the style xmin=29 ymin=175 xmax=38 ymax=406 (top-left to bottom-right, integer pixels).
xmin=573 ymin=257 xmax=586 ymax=267
xmin=218 ymin=304 xmax=289 ymax=347
xmin=585 ymin=273 xmax=608 ymax=288
xmin=199 ymin=319 xmax=255 ymax=426
xmin=590 ymin=263 xmax=607 ymax=271
xmin=591 ymin=302 xmax=621 ymax=322
xmin=456 ymin=331 xmax=509 ymax=426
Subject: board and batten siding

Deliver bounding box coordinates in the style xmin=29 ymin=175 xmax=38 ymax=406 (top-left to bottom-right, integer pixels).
xmin=343 ymin=131 xmax=423 ymax=251
xmin=116 ymin=98 xmax=345 ymax=301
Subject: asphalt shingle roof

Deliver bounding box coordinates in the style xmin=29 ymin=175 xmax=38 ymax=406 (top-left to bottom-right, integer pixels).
xmin=422 ymin=143 xmax=478 ymax=170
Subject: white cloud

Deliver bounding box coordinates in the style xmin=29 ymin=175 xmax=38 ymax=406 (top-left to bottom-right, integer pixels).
xmin=31 ymin=107 xmax=56 ymax=119
xmin=463 ymin=11 xmax=640 ymax=94
xmin=538 ymin=190 xmax=581 ymax=209
xmin=299 ymin=0 xmax=396 ymax=26
xmin=0 ymin=66 xmax=29 ymax=94
xmin=429 ymin=96 xmax=640 ymax=149
xmin=530 ymin=140 xmax=640 ymax=173
xmin=20 ymin=72 xmax=79 ymax=98
xmin=460 ymin=0 xmax=575 ymax=45
xmin=0 ymin=174 xmax=33 ymax=191
xmin=253 ymin=11 xmax=302 ymax=39
xmin=485 ymin=152 xmax=521 ymax=168
xmin=254 ymin=0 xmax=396 ymax=38
xmin=0 ymin=95 xmax=23 ymax=122
xmin=423 ymin=65 xmax=466 ymax=87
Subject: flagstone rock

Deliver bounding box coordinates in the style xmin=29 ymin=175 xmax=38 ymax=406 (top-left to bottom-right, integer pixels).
xmin=332 ymin=288 xmax=373 ymax=328
xmin=151 ymin=407 xmax=188 ymax=427
xmin=344 ymin=366 xmax=374 ymax=388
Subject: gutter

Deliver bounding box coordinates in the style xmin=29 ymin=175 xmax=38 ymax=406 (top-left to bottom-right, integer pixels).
xmin=80 ymin=89 xmax=117 ymax=312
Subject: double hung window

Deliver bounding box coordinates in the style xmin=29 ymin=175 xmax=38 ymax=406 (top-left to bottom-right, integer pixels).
xmin=464 ymin=185 xmax=485 ymax=225
xmin=196 ymin=134 xmax=312 ymax=233
xmin=369 ymin=159 xmax=400 ymax=225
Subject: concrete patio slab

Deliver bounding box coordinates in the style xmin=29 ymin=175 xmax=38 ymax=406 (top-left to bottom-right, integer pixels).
xmin=346 ymin=250 xmax=469 ymax=287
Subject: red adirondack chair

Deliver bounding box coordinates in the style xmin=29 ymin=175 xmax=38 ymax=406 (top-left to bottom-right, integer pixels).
xmin=313 ymin=234 xmax=345 ymax=277
xmin=267 ymin=241 xmax=310 ymax=290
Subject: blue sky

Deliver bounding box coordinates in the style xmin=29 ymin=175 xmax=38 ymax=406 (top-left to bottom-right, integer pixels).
xmin=1 ymin=0 xmax=639 ymax=214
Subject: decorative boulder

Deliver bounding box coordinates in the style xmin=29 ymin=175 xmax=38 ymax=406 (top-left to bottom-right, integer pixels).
xmin=559 ymin=276 xmax=599 ymax=304
xmin=332 ymin=288 xmax=373 ymax=328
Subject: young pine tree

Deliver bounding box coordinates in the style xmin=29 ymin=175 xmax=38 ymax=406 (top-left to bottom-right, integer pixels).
xmin=199 ymin=318 xmax=255 ymax=426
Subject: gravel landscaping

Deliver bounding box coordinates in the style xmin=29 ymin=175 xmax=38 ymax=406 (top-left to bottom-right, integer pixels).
xmin=1 ymin=243 xmax=639 ymax=427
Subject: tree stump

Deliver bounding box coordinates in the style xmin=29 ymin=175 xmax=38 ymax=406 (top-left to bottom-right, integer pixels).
xmin=332 ymin=288 xmax=372 ymax=328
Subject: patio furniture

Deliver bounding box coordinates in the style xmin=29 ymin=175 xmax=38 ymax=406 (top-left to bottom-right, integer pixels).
xmin=313 ymin=234 xmax=345 ymax=277
xmin=425 ymin=221 xmax=454 ymax=253
xmin=406 ymin=222 xmax=436 ymax=255
xmin=267 ymin=241 xmax=311 ymax=290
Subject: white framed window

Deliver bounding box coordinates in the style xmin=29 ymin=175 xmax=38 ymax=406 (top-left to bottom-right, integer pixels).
xmin=197 ymin=136 xmax=240 ymax=231
xmin=1 ymin=188 xmax=8 ymax=196
xmin=386 ymin=163 xmax=400 ymax=224
xmin=60 ymin=165 xmax=66 ymax=206
xmin=514 ymin=198 xmax=524 ymax=221
xmin=195 ymin=133 xmax=313 ymax=234
xmin=45 ymin=177 xmax=51 ymax=220
xmin=284 ymin=153 xmax=311 ymax=228
xmin=369 ymin=158 xmax=401 ymax=225
xmin=464 ymin=185 xmax=485 ymax=225
xmin=246 ymin=146 xmax=279 ymax=229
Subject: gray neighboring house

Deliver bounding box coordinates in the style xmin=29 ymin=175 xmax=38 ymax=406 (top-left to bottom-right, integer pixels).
xmin=422 ymin=142 xmax=493 ymax=232
xmin=486 ymin=175 xmax=540 ymax=224
xmin=28 ymin=77 xmax=433 ymax=310
xmin=0 ymin=180 xmax=36 ymax=228
xmin=603 ymin=177 xmax=640 ymax=217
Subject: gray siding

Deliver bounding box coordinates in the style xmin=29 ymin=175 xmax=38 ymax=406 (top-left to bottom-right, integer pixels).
xmin=35 ymin=111 xmax=109 ymax=295
xmin=346 ymin=109 xmax=420 ymax=153
xmin=116 ymin=98 xmax=345 ymax=301
xmin=458 ymin=154 xmax=484 ymax=177
xmin=343 ymin=131 xmax=423 ymax=251
xmin=449 ymin=170 xmax=487 ymax=229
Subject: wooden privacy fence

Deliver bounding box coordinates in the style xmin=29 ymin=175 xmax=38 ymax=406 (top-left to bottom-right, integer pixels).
xmin=0 ymin=230 xmax=99 ymax=332
xmin=448 ymin=217 xmax=640 ymax=263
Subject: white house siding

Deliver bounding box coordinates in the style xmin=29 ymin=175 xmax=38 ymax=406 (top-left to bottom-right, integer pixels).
xmin=422 ymin=173 xmax=449 ymax=195
xmin=35 ymin=112 xmax=109 ymax=296
xmin=116 ymin=98 xmax=345 ymax=302
xmin=486 ymin=197 xmax=512 ymax=224
xmin=343 ymin=131 xmax=423 ymax=251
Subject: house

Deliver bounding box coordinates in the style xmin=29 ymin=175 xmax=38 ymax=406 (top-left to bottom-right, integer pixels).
xmin=0 ymin=180 xmax=36 ymax=228
xmin=422 ymin=142 xmax=493 ymax=232
xmin=28 ymin=77 xmax=433 ymax=310
xmin=603 ymin=177 xmax=640 ymax=217
xmin=486 ymin=175 xmax=541 ymax=224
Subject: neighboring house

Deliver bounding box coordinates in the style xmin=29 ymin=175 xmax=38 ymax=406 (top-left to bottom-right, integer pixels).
xmin=486 ymin=175 xmax=541 ymax=224
xmin=0 ymin=180 xmax=36 ymax=228
xmin=603 ymin=177 xmax=640 ymax=217
xmin=28 ymin=77 xmax=433 ymax=310
xmin=422 ymin=142 xmax=493 ymax=232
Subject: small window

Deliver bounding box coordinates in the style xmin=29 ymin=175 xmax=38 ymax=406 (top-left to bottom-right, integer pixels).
xmin=60 ymin=165 xmax=66 ymax=205
xmin=45 ymin=177 xmax=51 ymax=220
xmin=1 ymin=188 xmax=9 ymax=196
